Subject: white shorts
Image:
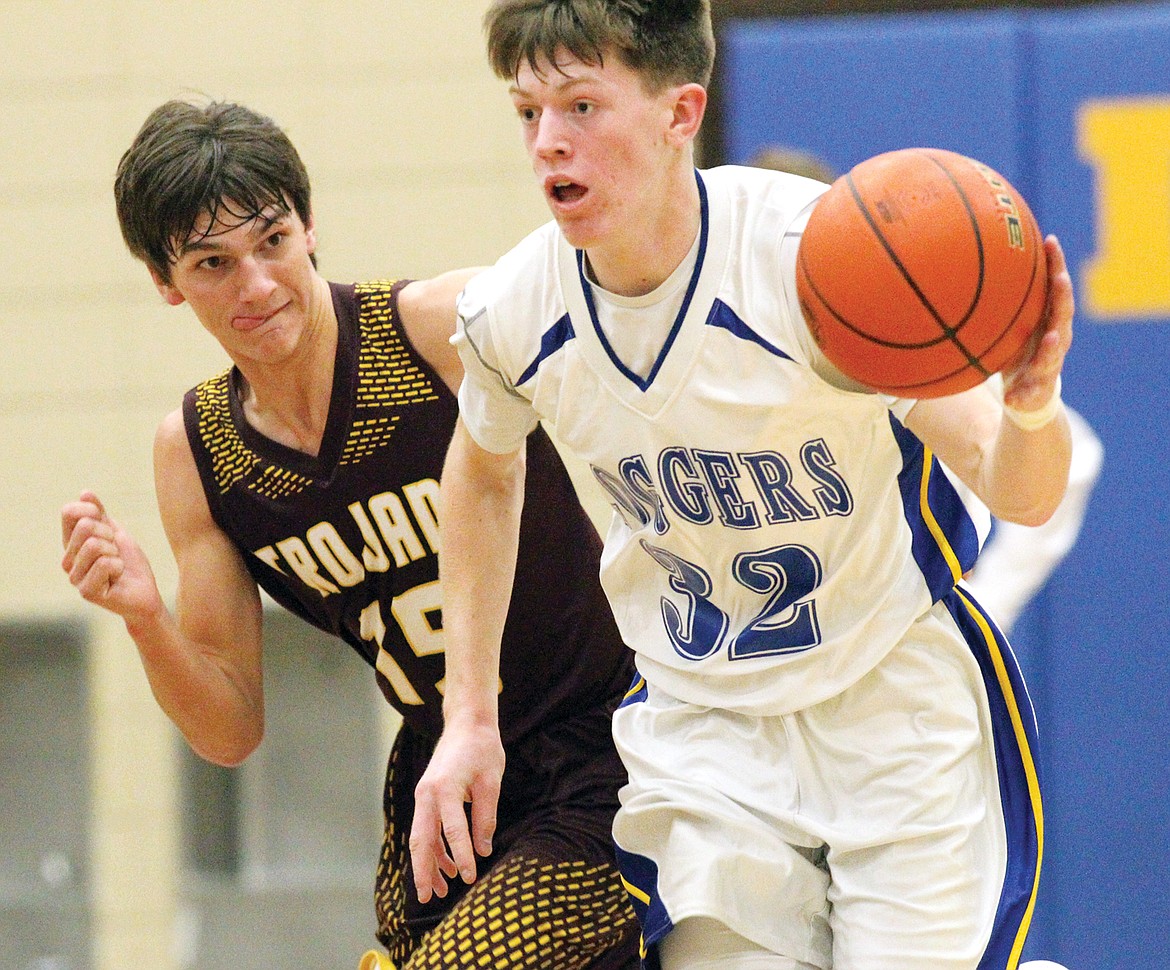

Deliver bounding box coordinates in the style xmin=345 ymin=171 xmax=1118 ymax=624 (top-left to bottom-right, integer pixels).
xmin=612 ymin=589 xmax=1043 ymax=970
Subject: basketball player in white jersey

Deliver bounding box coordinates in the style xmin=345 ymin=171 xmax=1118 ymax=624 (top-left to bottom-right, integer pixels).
xmin=410 ymin=2 xmax=1075 ymax=968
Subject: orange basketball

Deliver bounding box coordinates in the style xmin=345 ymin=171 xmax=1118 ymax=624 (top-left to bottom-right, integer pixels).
xmin=795 ymin=148 xmax=1048 ymax=398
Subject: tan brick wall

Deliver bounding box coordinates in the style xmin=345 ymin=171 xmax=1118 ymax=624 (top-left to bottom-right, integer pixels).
xmin=0 ymin=3 xmax=552 ymax=967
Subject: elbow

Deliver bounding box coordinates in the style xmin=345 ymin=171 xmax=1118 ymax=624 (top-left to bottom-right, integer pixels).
xmin=195 ymin=739 xmax=259 ymax=768
xmin=986 ymin=438 xmax=1073 ymax=528
xmin=1009 ymin=504 xmax=1057 ymax=529
xmin=989 ymin=485 xmax=1065 ymax=529
xmin=190 ymin=721 xmax=263 ymax=768
xmin=206 ymin=742 xmax=258 ymax=769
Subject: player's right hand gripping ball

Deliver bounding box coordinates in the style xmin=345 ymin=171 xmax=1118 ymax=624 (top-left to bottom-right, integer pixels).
xmin=796 ymin=147 xmax=1047 ymax=398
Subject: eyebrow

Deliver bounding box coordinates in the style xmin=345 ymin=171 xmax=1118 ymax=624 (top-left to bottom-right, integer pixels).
xmin=177 ymin=210 xmax=290 ymax=257
xmin=509 ymin=73 xmax=597 ymax=99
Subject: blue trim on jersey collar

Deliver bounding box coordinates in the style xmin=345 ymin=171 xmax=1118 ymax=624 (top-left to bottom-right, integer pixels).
xmin=576 ymin=169 xmax=709 ymax=393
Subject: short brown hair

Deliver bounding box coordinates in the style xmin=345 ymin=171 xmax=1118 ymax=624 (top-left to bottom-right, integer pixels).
xmin=114 ymin=99 xmax=312 ymax=283
xmin=485 ymin=0 xmax=714 ymax=91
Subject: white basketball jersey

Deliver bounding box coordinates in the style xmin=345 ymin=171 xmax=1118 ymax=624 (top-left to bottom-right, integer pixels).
xmin=455 ymin=165 xmax=986 ymax=715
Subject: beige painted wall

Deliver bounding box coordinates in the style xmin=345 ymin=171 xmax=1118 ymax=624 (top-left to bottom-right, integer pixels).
xmin=0 ymin=3 xmax=558 ymax=967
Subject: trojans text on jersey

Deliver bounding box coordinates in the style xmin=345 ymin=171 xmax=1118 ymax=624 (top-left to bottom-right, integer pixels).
xmin=252 ymin=478 xmax=440 ymax=596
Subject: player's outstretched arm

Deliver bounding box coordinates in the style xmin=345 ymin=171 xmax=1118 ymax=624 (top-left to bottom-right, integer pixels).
xmin=409 ymin=419 xmax=524 ymax=903
xmin=907 ymin=235 xmax=1074 ymax=527
xmin=61 ymin=410 xmax=266 ymax=766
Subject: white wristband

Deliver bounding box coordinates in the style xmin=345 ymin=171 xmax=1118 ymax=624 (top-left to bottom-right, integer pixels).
xmin=1003 ymin=377 xmax=1062 ymax=431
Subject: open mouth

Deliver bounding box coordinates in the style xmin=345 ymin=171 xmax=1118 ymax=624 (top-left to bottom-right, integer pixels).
xmin=550 ymin=179 xmax=587 ymax=204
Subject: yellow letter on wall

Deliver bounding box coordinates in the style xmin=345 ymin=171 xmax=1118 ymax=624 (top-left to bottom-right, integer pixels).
xmin=1079 ymin=97 xmax=1170 ymax=319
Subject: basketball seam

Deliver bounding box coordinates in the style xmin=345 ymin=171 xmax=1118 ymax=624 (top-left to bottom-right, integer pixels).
xmin=798 ymin=149 xmax=1045 ymax=395
xmin=797 ymin=253 xmax=979 ymax=394
xmin=798 ymin=244 xmax=962 ymax=352
xmin=842 ymin=152 xmax=989 ymax=378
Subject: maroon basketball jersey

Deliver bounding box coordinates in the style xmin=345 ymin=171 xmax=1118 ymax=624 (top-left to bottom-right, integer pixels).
xmin=183 ymin=280 xmax=633 ymax=742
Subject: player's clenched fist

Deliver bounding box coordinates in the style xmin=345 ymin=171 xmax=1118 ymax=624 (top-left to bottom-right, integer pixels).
xmin=60 ymin=490 xmax=163 ymax=623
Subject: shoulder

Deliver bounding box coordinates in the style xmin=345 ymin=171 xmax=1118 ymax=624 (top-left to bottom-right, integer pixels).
xmin=453 ymin=223 xmax=565 ymax=381
xmin=181 ymin=368 xmax=232 ymax=428
xmin=394 ymin=268 xmax=485 ymax=394
xmin=704 ymin=164 xmax=828 ymax=238
xmin=458 ymin=223 xmax=565 ymax=357
xmin=696 ymin=167 xmax=831 ymax=365
xmin=154 ymin=406 xmax=205 ymax=490
xmin=155 ymin=406 xmax=189 ymax=458
xmin=177 ymin=369 xmax=237 ymax=471
xmin=397 ymin=268 xmax=482 ymax=325
xmin=702 ymin=165 xmax=827 ymax=320
xmin=459 ymin=221 xmax=563 ymax=320
xmin=704 ymin=163 xmax=829 ymax=203
xmin=153 ymin=406 xmax=216 ymax=539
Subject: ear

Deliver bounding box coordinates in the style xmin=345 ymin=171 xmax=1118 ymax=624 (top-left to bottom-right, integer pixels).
xmin=304 ymin=210 xmax=318 ymax=256
xmin=667 ymin=83 xmax=708 ymax=146
xmin=148 ymin=266 xmax=186 ymax=306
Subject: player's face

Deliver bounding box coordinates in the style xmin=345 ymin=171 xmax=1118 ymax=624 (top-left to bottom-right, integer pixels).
xmin=509 ymin=49 xmax=687 ymax=254
xmin=153 ymin=203 xmax=325 ymax=366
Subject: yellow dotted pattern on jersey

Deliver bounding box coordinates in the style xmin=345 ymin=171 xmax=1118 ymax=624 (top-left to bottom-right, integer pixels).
xmin=192 ymin=281 xmax=439 ymax=497
xmin=341 ymin=281 xmax=439 ymax=468
xmin=191 ymin=370 xmax=316 ymax=500
xmin=193 ymin=368 xmax=262 ymax=494
xmin=421 ymin=856 xmax=636 ymax=968
xmin=250 ymin=462 xmax=315 ymax=501
xmin=374 ymin=752 xmax=636 ymax=968
xmin=413 ymin=857 xmax=635 ymax=969
xmin=192 ymin=371 xmax=315 ymax=499
xmin=375 ymin=746 xmax=413 ymax=966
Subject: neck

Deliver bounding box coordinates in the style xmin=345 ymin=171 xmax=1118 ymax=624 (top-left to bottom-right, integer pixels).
xmin=236 ymin=274 xmax=338 ymax=456
xmin=587 ymin=167 xmax=702 ymax=298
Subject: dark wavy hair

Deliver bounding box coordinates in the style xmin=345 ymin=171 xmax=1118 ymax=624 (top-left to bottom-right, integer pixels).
xmin=114 ymin=99 xmax=312 ymax=283
xmin=485 ymin=0 xmax=714 ymax=90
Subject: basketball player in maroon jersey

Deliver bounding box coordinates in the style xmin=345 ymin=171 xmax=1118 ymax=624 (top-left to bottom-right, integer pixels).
xmin=60 ymin=98 xmax=638 ymax=970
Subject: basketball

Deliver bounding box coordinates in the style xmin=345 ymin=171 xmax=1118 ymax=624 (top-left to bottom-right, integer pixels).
xmin=795 ymin=147 xmax=1048 ymax=398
